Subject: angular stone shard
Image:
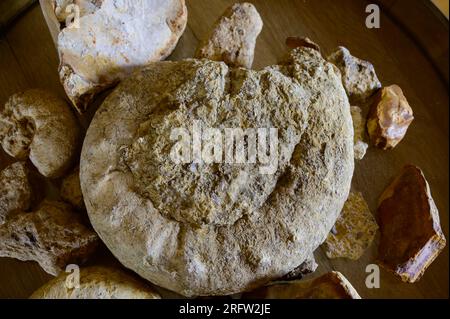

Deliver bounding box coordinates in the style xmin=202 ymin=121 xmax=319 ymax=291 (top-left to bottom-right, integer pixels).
xmin=195 ymin=3 xmax=263 ymax=68
xmin=0 ymin=200 xmax=99 ymax=276
xmin=60 ymin=167 xmax=84 ymax=210
xmin=351 ymin=106 xmax=368 ymax=160
xmin=377 ymin=165 xmax=446 ymax=283
xmin=243 ymin=271 xmax=361 ymax=299
xmin=30 ymin=266 xmax=161 ymax=299
xmin=323 ymin=192 xmax=378 ymax=260
xmin=0 ymin=162 xmax=32 ymax=225
xmin=367 ymin=84 xmax=414 ymax=150
xmin=328 ymin=46 xmax=381 ymax=105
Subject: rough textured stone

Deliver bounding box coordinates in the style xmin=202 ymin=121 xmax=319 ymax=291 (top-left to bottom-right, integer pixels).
xmin=323 ymin=192 xmax=378 ymax=260
xmin=0 ymin=200 xmax=99 ymax=276
xmin=30 ymin=266 xmax=161 ymax=299
xmin=0 ymin=162 xmax=32 ymax=225
xmin=328 ymin=46 xmax=381 ymax=105
xmin=242 ymin=271 xmax=361 ymax=299
xmin=367 ymin=84 xmax=414 ymax=150
xmin=57 ymin=0 xmax=188 ymax=112
xmin=0 ymin=89 xmax=81 ymax=178
xmin=54 ymin=0 xmax=102 ymax=23
xmin=281 ymin=253 xmax=318 ymax=280
xmin=80 ymin=48 xmax=354 ymax=296
xmin=195 ymin=3 xmax=263 ymax=69
xmin=286 ymin=37 xmax=320 ymax=52
xmin=377 ymin=165 xmax=446 ymax=283
xmin=351 ymin=106 xmax=368 ymax=160
xmin=61 ymin=167 xmax=84 ymax=210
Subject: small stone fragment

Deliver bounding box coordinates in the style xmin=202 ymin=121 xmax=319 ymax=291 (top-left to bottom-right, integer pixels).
xmin=54 ymin=0 xmax=102 ymax=23
xmin=323 ymin=192 xmax=378 ymax=260
xmin=30 ymin=266 xmax=161 ymax=299
xmin=377 ymin=165 xmax=446 ymax=283
xmin=60 ymin=167 xmax=84 ymax=210
xmin=286 ymin=36 xmax=320 ymax=52
xmin=0 ymin=162 xmax=32 ymax=225
xmin=0 ymin=200 xmax=99 ymax=276
xmin=243 ymin=271 xmax=361 ymax=299
xmin=351 ymin=106 xmax=369 ymax=159
xmin=195 ymin=3 xmax=263 ymax=68
xmin=367 ymin=85 xmax=414 ymax=150
xmin=328 ymin=46 xmax=381 ymax=104
xmin=282 ymin=253 xmax=318 ymax=280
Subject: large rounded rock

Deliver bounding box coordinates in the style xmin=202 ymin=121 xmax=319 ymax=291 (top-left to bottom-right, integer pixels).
xmin=80 ymin=48 xmax=354 ymax=296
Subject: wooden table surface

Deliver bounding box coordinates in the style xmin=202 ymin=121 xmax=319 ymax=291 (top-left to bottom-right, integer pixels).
xmin=0 ymin=0 xmax=448 ymax=299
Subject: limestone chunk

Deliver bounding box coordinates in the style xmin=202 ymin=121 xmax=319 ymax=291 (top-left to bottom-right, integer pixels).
xmin=286 ymin=36 xmax=320 ymax=52
xmin=195 ymin=3 xmax=263 ymax=68
xmin=60 ymin=167 xmax=84 ymax=210
xmin=328 ymin=46 xmax=381 ymax=105
xmin=0 ymin=162 xmax=32 ymax=225
xmin=323 ymin=192 xmax=378 ymax=260
xmin=351 ymin=106 xmax=368 ymax=159
xmin=0 ymin=200 xmax=99 ymax=276
xmin=30 ymin=266 xmax=160 ymax=299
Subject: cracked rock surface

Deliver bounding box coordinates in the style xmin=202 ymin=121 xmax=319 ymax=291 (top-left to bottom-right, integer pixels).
xmin=80 ymin=48 xmax=354 ymax=296
xmin=0 ymin=200 xmax=99 ymax=276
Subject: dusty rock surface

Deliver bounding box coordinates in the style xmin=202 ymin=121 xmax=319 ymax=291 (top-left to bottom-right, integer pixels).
xmin=0 ymin=89 xmax=81 ymax=178
xmin=57 ymin=0 xmax=188 ymax=112
xmin=328 ymin=46 xmax=381 ymax=105
xmin=0 ymin=162 xmax=32 ymax=225
xmin=0 ymin=200 xmax=98 ymax=276
xmin=30 ymin=266 xmax=160 ymax=299
xmin=61 ymin=167 xmax=84 ymax=210
xmin=323 ymin=192 xmax=378 ymax=260
xmin=196 ymin=3 xmax=263 ymax=69
xmin=351 ymin=106 xmax=368 ymax=160
xmin=81 ymin=48 xmax=354 ymax=296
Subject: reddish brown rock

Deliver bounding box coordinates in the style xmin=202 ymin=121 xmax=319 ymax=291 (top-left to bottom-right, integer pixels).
xmin=243 ymin=271 xmax=361 ymax=299
xmin=367 ymin=85 xmax=414 ymax=150
xmin=0 ymin=200 xmax=99 ymax=276
xmin=377 ymin=165 xmax=446 ymax=283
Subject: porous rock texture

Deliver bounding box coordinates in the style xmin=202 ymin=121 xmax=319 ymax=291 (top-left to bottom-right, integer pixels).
xmin=242 ymin=271 xmax=361 ymax=299
xmin=0 ymin=200 xmax=99 ymax=276
xmin=195 ymin=3 xmax=263 ymax=69
xmin=377 ymin=165 xmax=446 ymax=283
xmin=30 ymin=266 xmax=161 ymax=299
xmin=323 ymin=192 xmax=378 ymax=260
xmin=351 ymin=106 xmax=368 ymax=160
xmin=0 ymin=89 xmax=81 ymax=178
xmin=80 ymin=48 xmax=354 ymax=296
xmin=0 ymin=162 xmax=32 ymax=225
xmin=60 ymin=167 xmax=85 ymax=210
xmin=281 ymin=253 xmax=318 ymax=280
xmin=57 ymin=0 xmax=188 ymax=112
xmin=328 ymin=46 xmax=381 ymax=105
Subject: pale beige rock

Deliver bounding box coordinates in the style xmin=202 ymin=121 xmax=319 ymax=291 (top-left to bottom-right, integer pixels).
xmin=57 ymin=0 xmax=188 ymax=113
xmin=61 ymin=167 xmax=84 ymax=210
xmin=80 ymin=48 xmax=354 ymax=296
xmin=30 ymin=266 xmax=161 ymax=299
xmin=0 ymin=89 xmax=81 ymax=178
xmin=54 ymin=0 xmax=102 ymax=23
xmin=286 ymin=36 xmax=320 ymax=52
xmin=351 ymin=106 xmax=368 ymax=160
xmin=243 ymin=271 xmax=361 ymax=299
xmin=195 ymin=3 xmax=263 ymax=68
xmin=0 ymin=200 xmax=99 ymax=276
xmin=0 ymin=162 xmax=32 ymax=225
xmin=328 ymin=46 xmax=381 ymax=105
xmin=377 ymin=165 xmax=446 ymax=283
xmin=323 ymin=192 xmax=378 ymax=260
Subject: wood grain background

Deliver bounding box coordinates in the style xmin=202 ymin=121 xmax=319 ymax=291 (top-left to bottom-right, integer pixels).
xmin=0 ymin=0 xmax=448 ymax=299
